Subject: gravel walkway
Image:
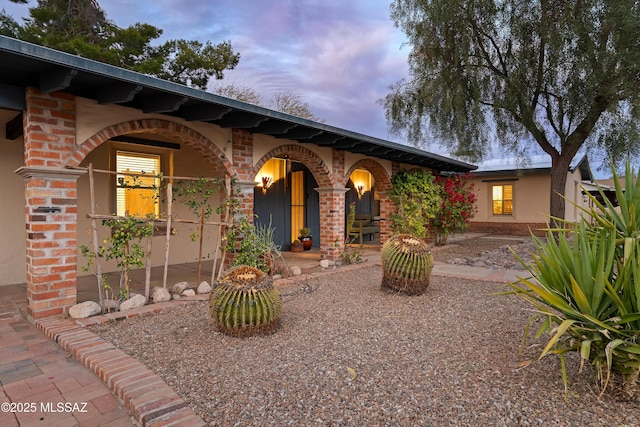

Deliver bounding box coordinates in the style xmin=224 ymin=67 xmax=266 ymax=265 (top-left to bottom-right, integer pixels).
xmin=91 ymin=263 xmax=640 ymax=426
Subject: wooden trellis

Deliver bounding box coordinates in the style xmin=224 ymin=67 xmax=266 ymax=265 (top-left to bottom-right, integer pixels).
xmin=80 ymin=164 xmax=234 ymax=305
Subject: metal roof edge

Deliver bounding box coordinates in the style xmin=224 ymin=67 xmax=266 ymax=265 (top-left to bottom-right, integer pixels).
xmin=0 ymin=36 xmax=476 ymax=171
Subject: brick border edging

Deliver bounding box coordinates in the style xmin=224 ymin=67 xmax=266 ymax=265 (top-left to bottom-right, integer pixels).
xmin=34 ymin=304 xmax=207 ymax=427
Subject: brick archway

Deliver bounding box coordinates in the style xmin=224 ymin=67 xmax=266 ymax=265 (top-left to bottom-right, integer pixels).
xmin=343 ymin=158 xmax=392 ymax=192
xmin=65 ymin=119 xmax=234 ymax=177
xmin=344 ymin=158 xmax=394 ymax=244
xmin=252 ymin=144 xmax=334 ymax=187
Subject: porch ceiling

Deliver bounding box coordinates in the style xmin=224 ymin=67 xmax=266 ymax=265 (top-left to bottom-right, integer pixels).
xmin=0 ymin=36 xmax=475 ymax=173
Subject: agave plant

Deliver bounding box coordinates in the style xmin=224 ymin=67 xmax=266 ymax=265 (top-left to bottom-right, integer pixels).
xmin=509 ymin=160 xmax=640 ymax=398
xmin=210 ymin=265 xmax=282 ymax=337
xmin=381 ymin=234 xmax=433 ymax=295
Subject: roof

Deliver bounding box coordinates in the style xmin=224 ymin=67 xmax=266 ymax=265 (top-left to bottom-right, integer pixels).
xmin=0 ymin=36 xmax=475 ymax=173
xmin=472 ymin=153 xmax=593 ymax=180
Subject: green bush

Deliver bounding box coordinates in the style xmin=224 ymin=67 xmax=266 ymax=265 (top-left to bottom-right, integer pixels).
xmin=509 ymin=161 xmax=640 ymax=398
xmin=390 ymin=170 xmax=440 ymax=239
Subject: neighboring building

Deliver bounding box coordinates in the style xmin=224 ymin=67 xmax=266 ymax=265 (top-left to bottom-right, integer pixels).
xmin=0 ymin=36 xmax=474 ymax=319
xmin=468 ymin=153 xmax=594 ymax=235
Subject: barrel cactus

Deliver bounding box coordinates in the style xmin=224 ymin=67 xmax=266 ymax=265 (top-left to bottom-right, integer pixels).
xmin=381 ymin=234 xmax=433 ymax=295
xmin=210 ymin=265 xmax=282 ymax=337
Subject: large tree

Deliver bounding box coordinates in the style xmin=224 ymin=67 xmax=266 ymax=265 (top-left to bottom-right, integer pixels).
xmin=212 ymin=84 xmax=325 ymax=122
xmin=383 ymin=0 xmax=640 ymax=224
xmin=0 ymin=0 xmax=239 ymax=89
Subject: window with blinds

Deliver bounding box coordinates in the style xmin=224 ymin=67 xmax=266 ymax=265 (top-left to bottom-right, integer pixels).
xmin=492 ymin=184 xmax=513 ymax=215
xmin=116 ymin=151 xmax=161 ymax=217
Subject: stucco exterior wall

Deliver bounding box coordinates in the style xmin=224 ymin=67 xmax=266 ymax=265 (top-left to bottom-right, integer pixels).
xmin=469 ymin=169 xmax=590 ymax=235
xmin=0 ymin=132 xmax=26 ymax=285
xmin=76 ymin=141 xmax=222 ymax=276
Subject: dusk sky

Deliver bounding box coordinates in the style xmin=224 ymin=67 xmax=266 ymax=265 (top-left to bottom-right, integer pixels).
xmin=3 ymin=1 xmax=610 ymax=176
xmin=5 ymin=0 xmax=411 ymax=146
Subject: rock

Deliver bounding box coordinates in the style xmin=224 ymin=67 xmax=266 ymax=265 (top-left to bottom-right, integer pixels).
xmin=172 ymin=281 xmax=190 ymax=295
xmin=151 ymin=286 xmax=171 ymax=303
xmin=272 ymin=274 xmax=283 ymax=280
xmin=120 ymin=293 xmax=146 ymax=310
xmin=172 ymin=294 xmax=180 ymax=300
xmin=69 ymin=301 xmax=102 ymax=319
xmin=319 ymin=259 xmax=330 ymax=268
xmin=291 ymin=266 xmax=302 ymax=276
xmin=182 ymin=289 xmax=196 ymax=297
xmin=472 ymin=261 xmax=487 ymax=267
xmin=197 ymin=281 xmax=212 ymax=294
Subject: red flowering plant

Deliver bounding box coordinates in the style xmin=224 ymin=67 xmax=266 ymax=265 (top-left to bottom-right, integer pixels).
xmin=433 ymin=173 xmax=477 ymax=245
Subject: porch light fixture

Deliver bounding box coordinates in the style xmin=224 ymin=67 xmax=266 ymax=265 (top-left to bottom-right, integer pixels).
xmin=261 ymin=176 xmax=272 ymax=192
xmin=357 ymin=185 xmax=364 ymax=199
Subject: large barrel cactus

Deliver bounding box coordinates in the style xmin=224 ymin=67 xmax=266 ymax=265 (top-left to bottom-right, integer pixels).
xmin=210 ymin=265 xmax=282 ymax=337
xmin=381 ymin=234 xmax=433 ymax=295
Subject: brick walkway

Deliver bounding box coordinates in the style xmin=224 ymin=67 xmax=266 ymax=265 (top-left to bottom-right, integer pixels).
xmin=0 ymin=285 xmax=135 ymax=427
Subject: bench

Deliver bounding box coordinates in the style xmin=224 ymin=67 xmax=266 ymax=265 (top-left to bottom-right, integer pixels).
xmin=348 ymin=214 xmax=380 ymax=244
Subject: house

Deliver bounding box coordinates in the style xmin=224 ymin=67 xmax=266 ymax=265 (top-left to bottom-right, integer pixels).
xmin=0 ymin=36 xmax=475 ymax=320
xmin=467 ymin=153 xmax=594 ymax=235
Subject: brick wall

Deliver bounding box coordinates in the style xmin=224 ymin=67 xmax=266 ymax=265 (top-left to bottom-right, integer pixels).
xmin=468 ymin=221 xmax=547 ymax=236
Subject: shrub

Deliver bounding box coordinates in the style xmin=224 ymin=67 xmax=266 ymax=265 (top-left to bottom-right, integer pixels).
xmin=509 ymin=160 xmax=640 ymax=398
xmin=390 ymin=170 xmax=440 ymax=239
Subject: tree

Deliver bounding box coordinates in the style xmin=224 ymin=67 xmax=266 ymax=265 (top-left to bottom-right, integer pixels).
xmin=271 ymin=89 xmax=325 ymax=122
xmin=1 ymin=0 xmax=239 ymax=89
xmin=382 ymin=0 xmax=640 ymax=224
xmin=212 ymin=83 xmax=263 ymax=105
xmin=213 ymin=84 xmax=325 ymax=122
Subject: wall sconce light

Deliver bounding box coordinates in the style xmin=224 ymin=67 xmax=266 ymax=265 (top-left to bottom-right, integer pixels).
xmin=261 ymin=176 xmax=272 ymax=193
xmin=357 ymin=185 xmax=364 ymax=199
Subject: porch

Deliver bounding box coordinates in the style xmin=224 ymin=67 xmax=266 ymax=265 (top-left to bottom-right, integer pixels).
xmin=74 ymin=242 xmax=382 ymax=304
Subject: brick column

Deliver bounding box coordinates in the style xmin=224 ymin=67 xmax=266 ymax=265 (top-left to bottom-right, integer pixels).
xmin=235 ymin=180 xmax=256 ymax=220
xmin=232 ymin=129 xmax=254 ymax=182
xmin=315 ymin=187 xmax=349 ymax=260
xmin=378 ymin=191 xmax=393 ymax=244
xmin=16 ymin=167 xmax=86 ymax=320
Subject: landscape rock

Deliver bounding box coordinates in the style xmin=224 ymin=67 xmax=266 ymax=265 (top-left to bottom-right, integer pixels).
xmin=319 ymin=259 xmax=330 ymax=269
xmin=291 ymin=266 xmax=302 ymax=276
xmin=172 ymin=294 xmax=180 ymax=300
xmin=182 ymin=289 xmax=196 ymax=297
xmin=151 ymin=286 xmax=171 ymax=303
xmin=120 ymin=293 xmax=146 ymax=310
xmin=69 ymin=301 xmax=102 ymax=319
xmin=272 ymin=274 xmax=283 ymax=280
xmin=172 ymin=281 xmax=190 ymax=295
xmin=197 ymin=281 xmax=212 ymax=294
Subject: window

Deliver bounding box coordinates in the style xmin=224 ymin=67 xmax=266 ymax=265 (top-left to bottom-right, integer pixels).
xmin=116 ymin=151 xmax=161 ymax=217
xmin=492 ymin=184 xmax=513 ymax=215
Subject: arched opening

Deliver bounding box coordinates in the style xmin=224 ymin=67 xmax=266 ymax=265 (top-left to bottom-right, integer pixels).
xmin=253 ymin=156 xmax=321 ymax=251
xmin=74 ymin=121 xmax=233 ymax=295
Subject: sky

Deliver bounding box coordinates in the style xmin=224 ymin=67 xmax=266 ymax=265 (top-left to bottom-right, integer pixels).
xmin=3 ymin=0 xmax=410 ymax=145
xmin=2 ymin=0 xmax=610 ymax=177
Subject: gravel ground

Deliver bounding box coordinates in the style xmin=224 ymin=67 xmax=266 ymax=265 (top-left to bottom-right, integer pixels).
xmin=91 ymin=255 xmax=640 ymax=426
xmin=431 ymin=236 xmax=536 ymax=269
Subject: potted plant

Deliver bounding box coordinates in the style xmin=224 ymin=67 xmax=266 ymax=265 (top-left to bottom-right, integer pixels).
xmin=298 ymin=227 xmax=312 ymax=251
xmin=290 ymin=239 xmax=304 ymax=252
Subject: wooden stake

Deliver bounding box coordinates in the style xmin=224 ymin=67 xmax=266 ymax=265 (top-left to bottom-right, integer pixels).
xmin=197 ymin=208 xmax=205 ymax=286
xmin=144 ymin=235 xmax=152 ymax=301
xmin=87 ymin=164 xmax=105 ymax=308
xmin=163 ymin=183 xmax=173 ymax=289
